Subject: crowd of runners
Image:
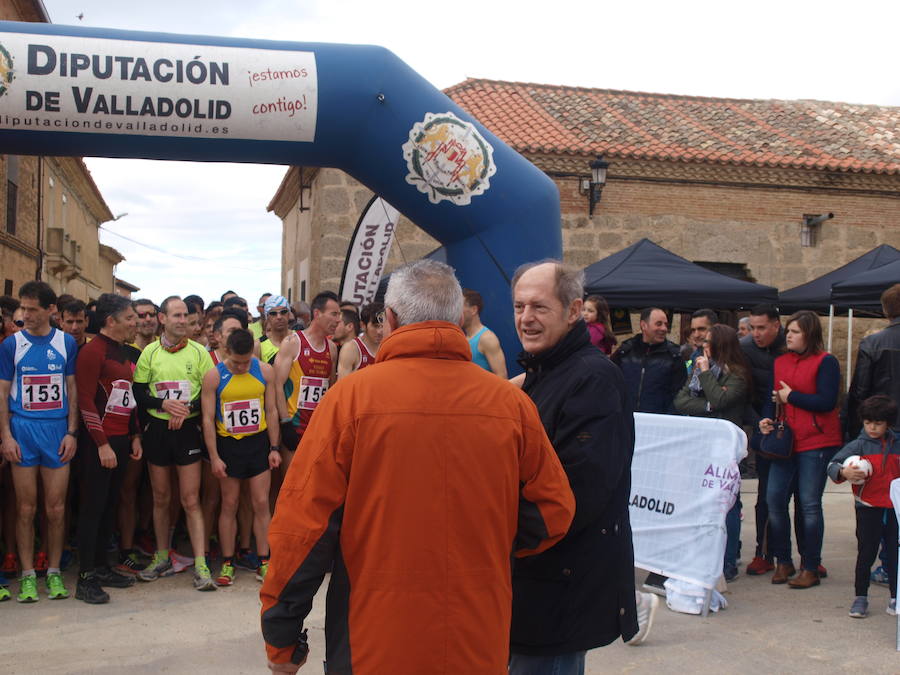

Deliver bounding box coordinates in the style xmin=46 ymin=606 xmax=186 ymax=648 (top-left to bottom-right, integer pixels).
xmin=0 ymin=283 xmax=382 ymax=603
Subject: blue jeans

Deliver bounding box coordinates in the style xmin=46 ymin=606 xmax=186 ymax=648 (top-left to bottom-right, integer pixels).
xmin=724 ymin=496 xmax=742 ymax=571
xmin=509 ymin=651 xmax=586 ymax=675
xmin=765 ymin=447 xmax=837 ymax=570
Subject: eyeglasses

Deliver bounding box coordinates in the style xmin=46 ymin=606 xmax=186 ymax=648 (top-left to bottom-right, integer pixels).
xmin=268 ymin=309 xmax=290 ymax=316
xmin=137 ymin=311 xmax=156 ymax=319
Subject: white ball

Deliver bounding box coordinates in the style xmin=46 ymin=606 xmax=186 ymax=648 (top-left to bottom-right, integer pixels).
xmin=842 ymin=455 xmax=873 ymax=485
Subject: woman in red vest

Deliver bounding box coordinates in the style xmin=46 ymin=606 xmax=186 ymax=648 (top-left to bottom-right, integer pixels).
xmin=760 ymin=310 xmax=842 ymax=589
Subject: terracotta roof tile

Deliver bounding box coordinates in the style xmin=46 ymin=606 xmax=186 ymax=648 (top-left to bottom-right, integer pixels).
xmin=444 ymin=79 xmax=900 ymax=175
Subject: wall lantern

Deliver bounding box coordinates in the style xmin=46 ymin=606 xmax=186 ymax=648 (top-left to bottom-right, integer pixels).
xmin=580 ymin=155 xmax=609 ymax=216
xmin=801 ymin=212 xmax=833 ymax=247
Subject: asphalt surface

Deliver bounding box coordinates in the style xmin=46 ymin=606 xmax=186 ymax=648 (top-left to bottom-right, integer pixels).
xmin=1 ymin=479 xmax=898 ymax=674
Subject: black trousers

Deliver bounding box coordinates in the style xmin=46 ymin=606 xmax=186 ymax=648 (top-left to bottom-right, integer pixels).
xmin=76 ymin=435 xmax=131 ymax=575
xmin=855 ymin=505 xmax=898 ymax=598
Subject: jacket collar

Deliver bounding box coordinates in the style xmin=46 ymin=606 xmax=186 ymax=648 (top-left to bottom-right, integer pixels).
xmin=375 ymin=321 xmax=471 ymax=363
xmin=517 ymin=319 xmax=590 ymax=372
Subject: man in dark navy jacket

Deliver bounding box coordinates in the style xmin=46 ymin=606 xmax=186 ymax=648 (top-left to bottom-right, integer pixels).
xmin=509 ymin=261 xmax=656 ymax=674
xmin=610 ymin=308 xmax=684 ymax=414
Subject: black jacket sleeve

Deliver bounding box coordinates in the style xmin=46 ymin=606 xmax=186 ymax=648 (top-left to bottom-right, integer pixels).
xmin=134 ymin=381 xmax=165 ymax=413
xmin=550 ymin=367 xmax=632 ymax=534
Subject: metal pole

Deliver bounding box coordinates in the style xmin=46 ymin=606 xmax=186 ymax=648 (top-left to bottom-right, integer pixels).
xmin=827 ymin=305 xmax=834 ymax=352
xmin=701 ymin=588 xmax=712 ymax=618
xmin=846 ymin=308 xmax=854 ymax=392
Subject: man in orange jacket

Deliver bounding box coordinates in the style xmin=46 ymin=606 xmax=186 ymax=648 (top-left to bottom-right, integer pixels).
xmin=260 ymin=259 xmax=576 ymax=674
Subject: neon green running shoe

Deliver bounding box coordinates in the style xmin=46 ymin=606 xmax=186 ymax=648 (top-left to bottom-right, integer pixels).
xmin=255 ymin=561 xmax=269 ymax=582
xmin=216 ymin=563 xmax=235 ymax=587
xmin=0 ymin=585 xmax=10 ymax=602
xmin=193 ymin=561 xmax=216 ymax=592
xmin=17 ymin=575 xmax=38 ymax=603
xmin=46 ymin=572 xmax=69 ymax=599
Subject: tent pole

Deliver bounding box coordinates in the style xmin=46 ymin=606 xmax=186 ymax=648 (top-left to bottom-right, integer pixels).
xmin=846 ymin=308 xmax=854 ymax=392
xmin=827 ymin=305 xmax=834 ymax=352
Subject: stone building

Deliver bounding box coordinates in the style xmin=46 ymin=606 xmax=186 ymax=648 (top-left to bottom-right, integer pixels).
xmin=269 ymin=78 xmax=900 ymax=369
xmin=0 ymin=0 xmax=128 ymax=301
xmin=272 ymin=79 xmax=899 ymax=298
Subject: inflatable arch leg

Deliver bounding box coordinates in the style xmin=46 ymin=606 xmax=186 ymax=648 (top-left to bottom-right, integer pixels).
xmin=0 ymin=21 xmax=561 ymax=371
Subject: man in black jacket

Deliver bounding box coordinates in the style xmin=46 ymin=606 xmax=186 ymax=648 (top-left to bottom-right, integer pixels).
xmin=610 ymin=308 xmax=684 ymax=414
xmin=509 ymin=261 xmax=655 ymax=673
xmin=740 ymin=304 xmax=785 ymax=576
xmin=847 ymin=284 xmax=900 ymax=436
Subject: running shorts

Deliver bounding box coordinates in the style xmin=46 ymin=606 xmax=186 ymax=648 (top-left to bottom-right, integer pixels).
xmin=216 ymin=432 xmax=269 ymax=479
xmin=142 ymin=417 xmax=203 ymax=467
xmin=10 ymin=416 xmax=68 ymax=468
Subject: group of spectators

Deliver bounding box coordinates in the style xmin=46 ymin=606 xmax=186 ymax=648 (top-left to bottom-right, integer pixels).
xmin=594 ymin=286 xmax=900 ymax=620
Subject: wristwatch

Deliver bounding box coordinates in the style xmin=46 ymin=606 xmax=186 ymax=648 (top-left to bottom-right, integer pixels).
xmin=269 ymin=445 xmax=280 ymax=453
xmin=66 ymin=429 xmax=78 ymax=438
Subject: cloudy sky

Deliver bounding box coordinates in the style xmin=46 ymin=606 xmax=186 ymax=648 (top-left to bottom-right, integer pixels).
xmin=37 ymin=0 xmax=900 ymax=306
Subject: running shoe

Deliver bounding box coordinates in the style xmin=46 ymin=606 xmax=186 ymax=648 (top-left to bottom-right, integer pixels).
xmin=849 ymin=596 xmax=868 ymax=618
xmin=114 ymin=551 xmax=143 ymax=576
xmin=193 ymin=561 xmax=217 ymax=592
xmin=46 ymin=572 xmax=69 ymax=599
xmin=889 ymin=598 xmax=897 ymax=616
xmin=95 ymin=566 xmax=136 ymax=588
xmin=627 ymin=591 xmax=659 ymax=646
xmin=256 ymin=561 xmax=269 ymax=583
xmin=235 ymin=549 xmax=259 ymax=571
xmin=216 ymin=562 xmax=235 ymax=587
xmin=170 ymin=551 xmax=195 ymax=574
xmin=75 ymin=573 xmax=109 ymax=605
xmin=1 ymin=552 xmax=18 ymax=577
xmin=0 ymin=585 xmax=10 ymax=602
xmin=138 ymin=551 xmax=173 ymax=582
xmin=17 ymin=575 xmax=38 ymax=603
xmin=33 ymin=551 xmax=49 ymax=576
xmin=871 ymin=565 xmax=890 ymax=587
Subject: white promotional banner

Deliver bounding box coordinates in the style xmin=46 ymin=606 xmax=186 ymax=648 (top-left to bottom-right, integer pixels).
xmin=630 ymin=412 xmax=748 ymax=590
xmin=0 ymin=34 xmax=317 ymax=141
xmin=339 ymin=196 xmax=399 ymax=307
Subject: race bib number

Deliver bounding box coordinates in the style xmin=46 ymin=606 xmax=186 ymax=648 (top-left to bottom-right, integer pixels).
xmin=22 ymin=374 xmax=63 ymax=411
xmin=223 ymin=399 xmax=261 ymax=434
xmin=155 ymin=380 xmax=191 ymax=401
xmin=105 ymin=380 xmax=136 ymax=415
xmin=297 ymin=376 xmax=328 ymax=411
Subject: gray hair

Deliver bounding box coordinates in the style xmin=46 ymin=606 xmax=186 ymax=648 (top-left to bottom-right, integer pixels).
xmin=511 ymin=259 xmax=584 ymax=308
xmin=738 ymin=316 xmax=751 ymax=326
xmin=384 ymin=259 xmax=464 ymax=326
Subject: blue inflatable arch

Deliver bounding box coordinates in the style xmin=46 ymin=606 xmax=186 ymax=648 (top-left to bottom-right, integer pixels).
xmin=0 ymin=21 xmax=561 ymax=370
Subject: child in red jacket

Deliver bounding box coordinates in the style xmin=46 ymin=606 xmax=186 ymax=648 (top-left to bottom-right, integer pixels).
xmin=827 ymin=395 xmax=900 ymax=618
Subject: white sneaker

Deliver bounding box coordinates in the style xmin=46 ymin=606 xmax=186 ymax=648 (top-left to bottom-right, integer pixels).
xmin=627 ymin=591 xmax=659 ymax=646
xmin=888 ymin=598 xmax=896 ymax=616
xmin=170 ymin=551 xmax=195 ymax=574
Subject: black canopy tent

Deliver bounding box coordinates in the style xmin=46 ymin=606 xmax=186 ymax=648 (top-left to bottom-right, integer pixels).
xmin=583 ymin=238 xmax=778 ymax=309
xmin=831 ymin=258 xmax=900 ymax=311
xmin=779 ymin=244 xmax=900 ymax=312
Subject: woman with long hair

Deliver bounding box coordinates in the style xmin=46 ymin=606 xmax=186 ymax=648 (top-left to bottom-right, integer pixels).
xmin=582 ymin=295 xmax=617 ymax=355
xmin=675 ymin=324 xmax=752 ymax=580
xmin=760 ymin=310 xmax=842 ymax=589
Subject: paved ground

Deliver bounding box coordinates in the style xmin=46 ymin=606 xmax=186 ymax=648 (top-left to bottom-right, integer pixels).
xmin=1 ymin=480 xmax=899 ymax=674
